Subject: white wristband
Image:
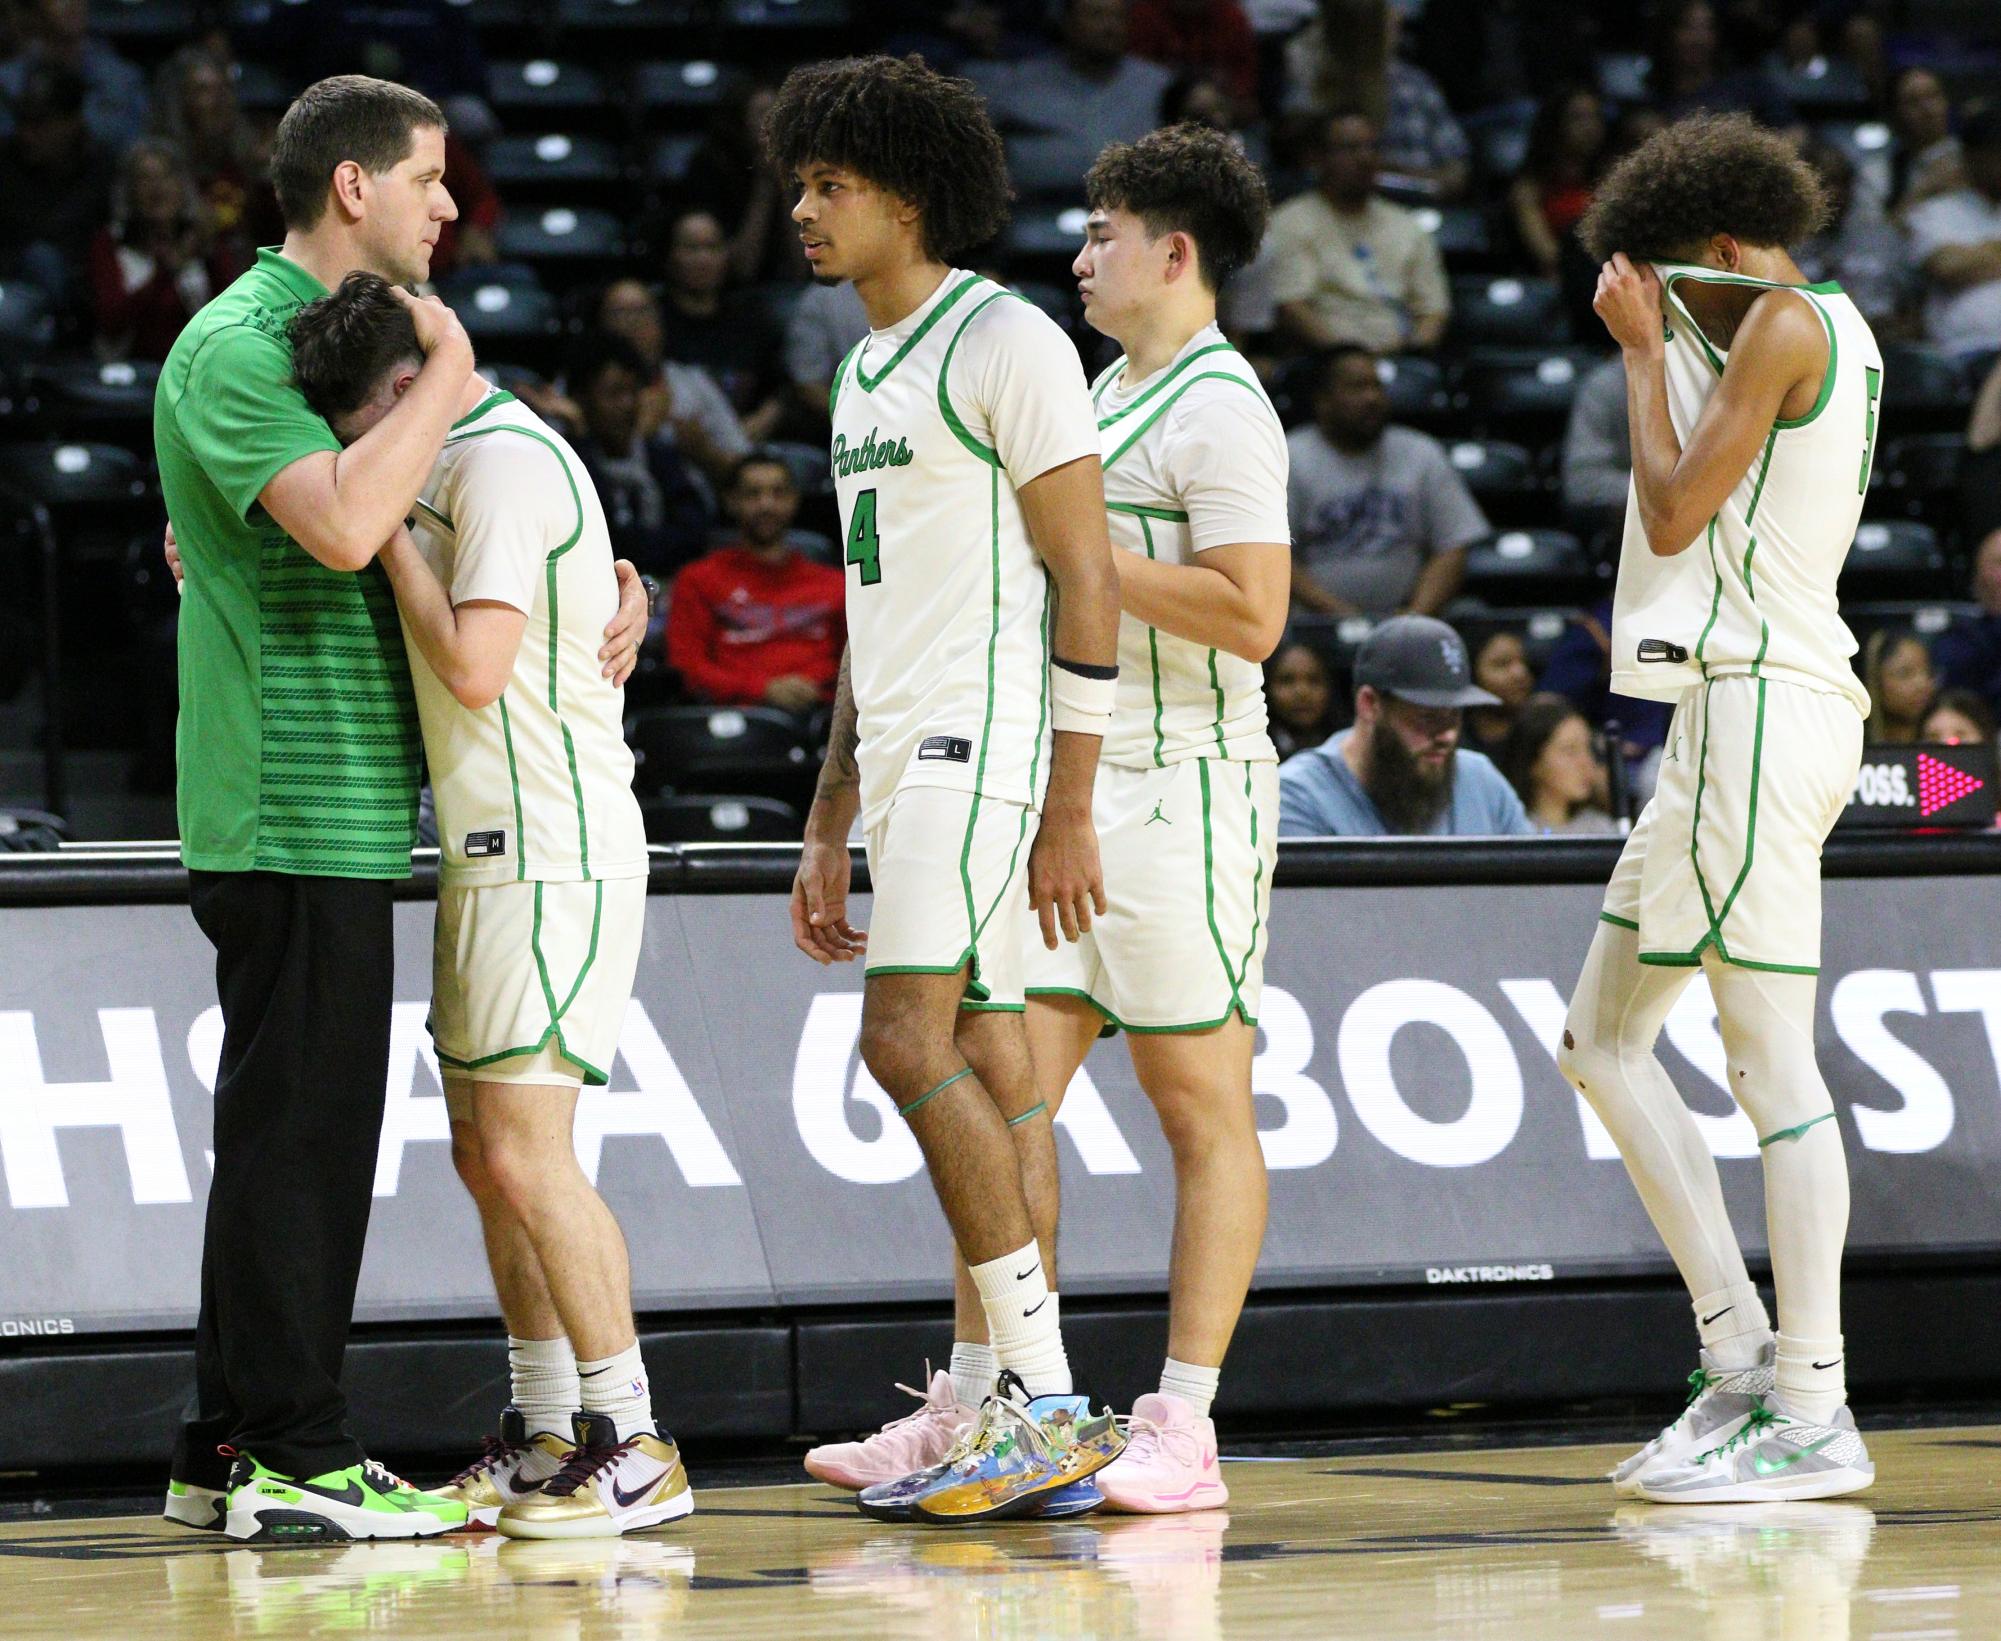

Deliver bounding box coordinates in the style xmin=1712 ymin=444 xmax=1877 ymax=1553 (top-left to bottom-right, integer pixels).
xmin=1050 ymin=663 xmax=1117 ymax=735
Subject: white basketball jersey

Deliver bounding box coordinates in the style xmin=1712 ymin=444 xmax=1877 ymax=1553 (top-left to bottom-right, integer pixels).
xmin=404 ymin=390 xmax=647 ymax=888
xmin=1090 ymin=325 xmax=1290 ymax=769
xmin=1610 ymin=265 xmax=1881 ymax=715
xmin=829 ymin=271 xmax=1099 ymax=828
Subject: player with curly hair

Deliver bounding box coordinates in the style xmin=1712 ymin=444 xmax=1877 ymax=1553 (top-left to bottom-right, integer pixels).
xmin=1558 ymin=112 xmax=1883 ymax=1503
xmin=772 ymin=55 xmax=1128 ymax=1522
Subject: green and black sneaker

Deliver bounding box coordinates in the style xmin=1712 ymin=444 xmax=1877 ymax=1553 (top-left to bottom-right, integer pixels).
xmin=224 ymin=1455 xmax=470 ymax=1543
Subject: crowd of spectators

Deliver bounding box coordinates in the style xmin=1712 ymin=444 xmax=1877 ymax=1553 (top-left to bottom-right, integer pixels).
xmin=5 ymin=0 xmax=2001 ymax=839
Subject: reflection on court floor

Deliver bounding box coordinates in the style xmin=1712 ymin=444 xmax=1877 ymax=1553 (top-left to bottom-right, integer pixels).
xmin=2 ymin=1428 xmax=1997 ymax=1640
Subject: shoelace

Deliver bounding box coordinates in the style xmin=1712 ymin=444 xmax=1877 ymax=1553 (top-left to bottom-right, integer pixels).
xmin=540 ymin=1437 xmax=640 ymax=1499
xmin=1696 ymin=1407 xmax=1786 ymax=1466
xmin=362 ymin=1458 xmax=412 ymax=1495
xmin=951 ymin=1397 xmax=1046 ymax=1474
xmin=444 ymin=1433 xmax=523 ymax=1489
xmin=1116 ymin=1413 xmax=1204 ymax=1470
xmin=877 ymin=1368 xmax=957 ymax=1436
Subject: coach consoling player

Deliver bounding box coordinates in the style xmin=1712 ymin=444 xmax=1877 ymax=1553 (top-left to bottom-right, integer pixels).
xmin=154 ymin=74 xmax=650 ymax=1542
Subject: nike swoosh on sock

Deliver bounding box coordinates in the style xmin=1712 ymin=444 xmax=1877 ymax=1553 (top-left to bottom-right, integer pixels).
xmin=1811 ymin=1358 xmax=1843 ymax=1371
xmin=1015 ymin=1267 xmax=1036 ymax=1281
xmin=1023 ymin=1297 xmax=1047 ymax=1318
xmin=1701 ymin=1307 xmax=1733 ymax=1325
xmin=580 ymin=1365 xmax=615 ymax=1377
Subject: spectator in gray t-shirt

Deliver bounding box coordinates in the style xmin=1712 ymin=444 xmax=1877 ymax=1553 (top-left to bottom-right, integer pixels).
xmin=1561 ymin=353 xmax=1630 ymax=537
xmin=1287 ymin=346 xmax=1488 ymax=616
xmin=785 ymin=277 xmax=870 ymax=434
xmin=972 ymin=0 xmax=1173 ymax=150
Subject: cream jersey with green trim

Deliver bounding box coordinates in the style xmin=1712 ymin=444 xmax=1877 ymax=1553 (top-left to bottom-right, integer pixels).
xmin=1609 ymin=265 xmax=1879 ymax=715
xmin=404 ymin=390 xmax=648 ymax=888
xmin=829 ymin=270 xmax=1099 ymax=829
xmin=1090 ymin=324 xmax=1289 ymax=769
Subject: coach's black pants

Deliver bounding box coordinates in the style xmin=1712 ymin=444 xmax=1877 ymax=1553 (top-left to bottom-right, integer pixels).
xmin=172 ymin=870 xmax=395 ymax=1484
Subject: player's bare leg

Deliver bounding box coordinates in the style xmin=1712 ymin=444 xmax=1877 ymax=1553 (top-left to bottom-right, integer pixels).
xmin=452 ymin=1118 xmax=564 ymax=1341
xmin=860 ymin=969 xmax=1072 ymax=1397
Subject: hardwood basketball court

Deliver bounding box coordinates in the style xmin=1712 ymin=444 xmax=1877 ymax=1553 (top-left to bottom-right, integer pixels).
xmin=4 ymin=1424 xmax=1996 ymax=1639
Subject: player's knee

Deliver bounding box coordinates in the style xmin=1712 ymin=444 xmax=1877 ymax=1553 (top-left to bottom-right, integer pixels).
xmin=475 ymin=1123 xmax=549 ymax=1217
xmin=449 ymin=1120 xmax=494 ymax=1200
xmin=857 ymin=1017 xmax=928 ymax=1099
xmin=1556 ymin=1021 xmax=1613 ymax=1099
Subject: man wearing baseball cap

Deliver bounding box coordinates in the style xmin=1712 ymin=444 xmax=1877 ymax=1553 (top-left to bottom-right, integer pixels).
xmin=1276 ymin=615 xmax=1534 ymax=837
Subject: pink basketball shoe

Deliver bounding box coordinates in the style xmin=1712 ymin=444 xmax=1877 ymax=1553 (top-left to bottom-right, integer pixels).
xmin=804 ymin=1369 xmax=978 ymax=1491
xmin=1095 ymin=1394 xmax=1229 ymax=1514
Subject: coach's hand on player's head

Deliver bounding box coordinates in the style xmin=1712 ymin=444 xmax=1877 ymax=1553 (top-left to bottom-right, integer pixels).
xmin=388 ymin=284 xmax=473 ymax=364
xmin=792 ymin=837 xmax=867 ymax=964
xmin=1593 ymin=252 xmax=1664 ymax=354
xmin=1028 ymin=811 xmax=1108 ymax=949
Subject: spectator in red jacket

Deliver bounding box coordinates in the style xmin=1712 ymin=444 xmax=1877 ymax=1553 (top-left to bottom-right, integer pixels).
xmin=667 ymin=453 xmax=845 ymax=716
xmin=90 ymin=136 xmax=238 ymax=361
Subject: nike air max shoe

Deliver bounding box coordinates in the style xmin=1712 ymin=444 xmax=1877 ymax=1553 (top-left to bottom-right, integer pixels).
xmin=806 ymin=1368 xmax=978 ymax=1491
xmin=164 ymin=1477 xmax=228 ymax=1531
xmin=905 ymin=1374 xmax=1126 ymax=1524
xmin=1636 ymin=1402 xmax=1874 ymax=1503
xmin=495 ymin=1412 xmax=694 ymax=1539
xmin=223 ymin=1455 xmax=469 ymax=1543
xmin=1095 ymin=1394 xmax=1229 ymax=1514
xmin=1613 ymin=1346 xmax=1776 ymax=1496
xmin=436 ymin=1407 xmax=575 ymax=1527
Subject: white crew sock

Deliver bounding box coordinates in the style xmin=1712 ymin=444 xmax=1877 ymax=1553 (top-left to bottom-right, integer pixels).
xmin=1691 ymin=1282 xmax=1774 ymax=1370
xmin=1775 ymin=1332 xmax=1847 ymax=1426
xmin=1159 ymin=1358 xmax=1221 ymax=1419
xmin=968 ymin=1242 xmax=1071 ymax=1398
xmin=508 ymin=1334 xmax=580 ymax=1440
xmin=577 ymin=1342 xmax=655 ymax=1442
xmin=949 ymin=1341 xmax=999 ymax=1409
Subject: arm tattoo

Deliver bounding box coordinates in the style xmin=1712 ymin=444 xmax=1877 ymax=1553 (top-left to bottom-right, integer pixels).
xmin=813 ymin=646 xmax=860 ymax=807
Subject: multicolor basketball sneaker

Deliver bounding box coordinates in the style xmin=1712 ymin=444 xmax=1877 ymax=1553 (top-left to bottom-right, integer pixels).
xmin=906 ymin=1374 xmax=1126 ymax=1524
xmin=1636 ymin=1402 xmax=1874 ymax=1503
xmin=496 ymin=1412 xmax=695 ymax=1539
xmin=435 ymin=1407 xmax=575 ymax=1527
xmin=1612 ymin=1346 xmax=1776 ymax=1497
xmin=223 ymin=1455 xmax=470 ymax=1543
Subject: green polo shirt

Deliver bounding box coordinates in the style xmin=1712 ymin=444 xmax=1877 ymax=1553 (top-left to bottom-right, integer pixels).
xmin=156 ymin=248 xmax=422 ymax=877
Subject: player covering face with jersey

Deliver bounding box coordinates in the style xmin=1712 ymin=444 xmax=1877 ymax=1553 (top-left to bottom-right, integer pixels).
xmin=773 ymin=54 xmax=1131 ymax=1523
xmin=1557 ymin=113 xmax=1882 ymax=1504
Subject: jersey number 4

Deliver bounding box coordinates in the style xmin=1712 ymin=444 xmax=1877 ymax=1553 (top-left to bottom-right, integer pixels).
xmin=846 ymin=487 xmax=882 ymax=586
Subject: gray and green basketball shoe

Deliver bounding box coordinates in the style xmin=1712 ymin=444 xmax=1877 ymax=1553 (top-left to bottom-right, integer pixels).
xmin=224 ymin=1454 xmax=470 ymax=1543
xmin=1612 ymin=1346 xmax=1776 ymax=1497
xmin=1636 ymin=1402 xmax=1874 ymax=1504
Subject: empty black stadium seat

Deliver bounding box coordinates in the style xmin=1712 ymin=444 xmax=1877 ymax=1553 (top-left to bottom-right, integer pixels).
xmin=1007 ymin=133 xmax=1099 ymax=203
xmin=439 ymin=278 xmax=561 ymax=352
xmin=725 ymin=0 xmax=851 ymax=27
xmin=1771 ymin=55 xmax=1873 ymax=115
xmin=231 ymin=58 xmax=291 ymax=112
xmin=1463 ymin=529 xmax=1594 ymax=604
xmin=635 ymin=60 xmax=731 ymax=122
xmin=486 ymin=133 xmax=624 ymax=194
xmin=762 ymin=439 xmax=833 ymax=496
xmin=642 ymin=794 xmax=802 ymax=843
xmin=1450 ymin=605 xmax=1580 ymax=672
xmin=0 ymin=442 xmax=147 ymax=509
xmin=1841 ymin=519 xmax=1947 ymax=594
xmin=1002 ymin=205 xmax=1090 ymax=265
xmin=1596 ymin=53 xmax=1650 ymax=101
xmin=1412 ymin=204 xmax=1491 ymax=262
xmin=496 ymin=206 xmax=626 ymax=266
xmin=1462 ymin=100 xmax=1534 ymax=182
xmin=1876 ymin=431 xmax=1966 ymax=527
xmin=488 ymin=60 xmax=608 ymax=120
xmin=29 ymin=360 xmax=161 ymax=436
xmin=1444 ymin=438 xmax=1537 ymax=503
xmin=650 ymin=133 xmax=702 ymax=185
xmin=1462 ymin=347 xmax=1601 ymax=424
xmin=627 ymin=705 xmax=816 ymax=804
xmin=1450 ymin=277 xmax=1569 ymax=347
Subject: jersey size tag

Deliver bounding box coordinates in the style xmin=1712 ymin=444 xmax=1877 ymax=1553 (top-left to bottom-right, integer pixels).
xmin=917 ymin=735 xmax=973 ymax=764
xmin=1637 ymin=639 xmax=1690 ymax=664
xmin=464 ymin=830 xmax=508 ymax=858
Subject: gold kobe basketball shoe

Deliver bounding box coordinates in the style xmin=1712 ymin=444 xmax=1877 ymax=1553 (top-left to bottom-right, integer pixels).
xmin=496 ymin=1412 xmax=695 ymax=1540
xmin=437 ymin=1408 xmax=574 ymax=1528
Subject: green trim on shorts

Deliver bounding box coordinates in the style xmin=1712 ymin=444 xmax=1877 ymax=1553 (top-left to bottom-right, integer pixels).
xmin=1637 ymin=945 xmax=1707 ymax=967
xmin=437 ymin=879 xmax=611 ymax=1086
xmin=1599 ymin=912 xmax=1640 ymax=931
xmin=864 ymin=958 xmax=996 ymax=1008
xmin=1023 ymin=985 xmax=1255 ymax=1035
xmin=1720 ymin=954 xmax=1820 ymax=976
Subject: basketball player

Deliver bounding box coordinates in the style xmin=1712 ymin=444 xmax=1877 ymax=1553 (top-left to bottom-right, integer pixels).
xmin=1556 ymin=114 xmax=1881 ymax=1502
xmin=808 ymin=124 xmax=1289 ymax=1518
xmin=772 ymin=55 xmax=1128 ymax=1521
xmin=289 ymin=274 xmax=692 ymax=1539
